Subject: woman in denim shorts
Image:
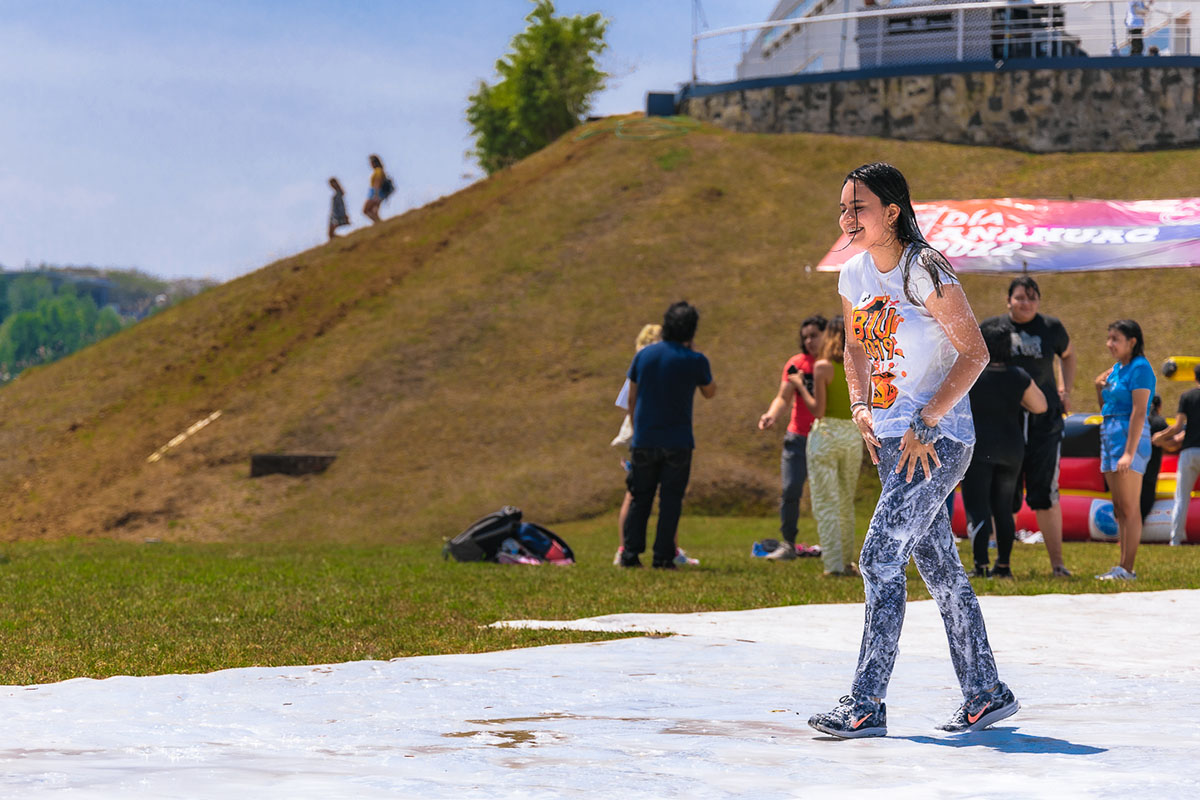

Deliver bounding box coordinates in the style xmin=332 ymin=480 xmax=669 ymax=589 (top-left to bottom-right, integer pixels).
xmin=1094 ymin=319 xmax=1155 ymax=581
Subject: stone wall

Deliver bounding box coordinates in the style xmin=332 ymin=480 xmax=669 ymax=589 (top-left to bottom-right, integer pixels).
xmin=681 ymin=64 xmax=1200 ymax=152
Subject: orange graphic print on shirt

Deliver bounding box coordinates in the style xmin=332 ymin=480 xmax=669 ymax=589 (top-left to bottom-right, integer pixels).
xmin=852 ymin=295 xmax=905 ymax=410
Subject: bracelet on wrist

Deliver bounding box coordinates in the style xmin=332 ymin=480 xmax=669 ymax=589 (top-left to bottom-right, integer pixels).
xmin=909 ymin=406 xmax=942 ymax=445
xmin=850 ymin=400 xmax=869 ymax=413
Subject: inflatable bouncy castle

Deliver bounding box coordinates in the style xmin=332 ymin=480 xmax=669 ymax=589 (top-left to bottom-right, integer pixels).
xmin=952 ymin=414 xmax=1200 ymax=543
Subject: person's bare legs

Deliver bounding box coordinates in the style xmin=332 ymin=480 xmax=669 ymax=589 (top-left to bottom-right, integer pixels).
xmin=1107 ymin=471 xmax=1142 ymax=573
xmin=1036 ymin=503 xmax=1065 ymax=570
xmin=363 ymin=198 xmax=382 ymax=224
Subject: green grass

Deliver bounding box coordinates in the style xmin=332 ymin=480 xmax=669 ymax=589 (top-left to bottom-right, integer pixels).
xmin=2 ymin=510 xmax=1197 ymax=685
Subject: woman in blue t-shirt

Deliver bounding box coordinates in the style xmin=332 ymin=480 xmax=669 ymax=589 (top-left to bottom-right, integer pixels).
xmin=1094 ymin=319 xmax=1155 ymax=581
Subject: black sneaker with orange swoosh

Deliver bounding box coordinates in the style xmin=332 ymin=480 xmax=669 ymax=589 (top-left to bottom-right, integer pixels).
xmin=807 ymin=695 xmax=887 ymax=739
xmin=938 ymin=682 xmax=1020 ymax=732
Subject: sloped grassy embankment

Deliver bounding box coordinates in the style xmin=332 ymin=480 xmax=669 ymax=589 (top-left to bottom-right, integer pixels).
xmin=0 ymin=119 xmax=1198 ymax=545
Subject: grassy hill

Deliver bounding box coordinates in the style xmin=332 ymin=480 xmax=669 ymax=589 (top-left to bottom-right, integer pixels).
xmin=1 ymin=119 xmax=1198 ymax=544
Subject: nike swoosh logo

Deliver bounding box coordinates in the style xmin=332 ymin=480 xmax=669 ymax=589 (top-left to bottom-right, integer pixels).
xmin=851 ymin=714 xmax=872 ymax=729
xmin=967 ymin=702 xmax=991 ymax=724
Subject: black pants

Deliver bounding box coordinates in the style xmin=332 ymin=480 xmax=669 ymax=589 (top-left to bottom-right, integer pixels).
xmin=1129 ymin=28 xmax=1144 ymax=55
xmin=1141 ymin=451 xmax=1162 ymax=521
xmin=962 ymin=456 xmax=1022 ymax=568
xmin=624 ymin=447 xmax=692 ymax=563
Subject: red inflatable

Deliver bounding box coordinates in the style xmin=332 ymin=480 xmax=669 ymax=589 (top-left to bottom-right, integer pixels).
xmin=952 ymin=414 xmax=1200 ymax=543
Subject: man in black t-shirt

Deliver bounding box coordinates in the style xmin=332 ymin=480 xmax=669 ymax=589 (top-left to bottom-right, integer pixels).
xmin=1154 ymin=365 xmax=1200 ymax=546
xmin=983 ymin=276 xmax=1076 ymax=577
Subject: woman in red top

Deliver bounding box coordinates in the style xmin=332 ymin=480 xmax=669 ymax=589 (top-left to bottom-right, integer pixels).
xmin=758 ymin=315 xmax=827 ymax=549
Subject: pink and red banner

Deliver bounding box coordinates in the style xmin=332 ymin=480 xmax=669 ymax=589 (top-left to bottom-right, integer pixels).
xmin=817 ymin=198 xmax=1200 ymax=273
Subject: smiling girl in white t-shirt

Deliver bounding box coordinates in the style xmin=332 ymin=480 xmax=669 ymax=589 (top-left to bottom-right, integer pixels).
xmin=807 ymin=163 xmax=1019 ymax=739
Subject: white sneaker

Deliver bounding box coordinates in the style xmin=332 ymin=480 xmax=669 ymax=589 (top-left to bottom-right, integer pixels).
xmin=1095 ymin=565 xmax=1137 ymax=580
xmin=765 ymin=542 xmax=798 ymax=560
xmin=674 ymin=548 xmax=699 ymax=567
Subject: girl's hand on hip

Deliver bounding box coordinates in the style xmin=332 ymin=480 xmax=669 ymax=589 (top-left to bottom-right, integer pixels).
xmin=897 ymin=429 xmax=941 ymax=482
xmin=852 ymin=406 xmax=880 ymax=464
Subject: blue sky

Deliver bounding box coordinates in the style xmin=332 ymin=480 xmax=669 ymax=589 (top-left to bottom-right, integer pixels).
xmin=0 ymin=1 xmax=774 ymax=281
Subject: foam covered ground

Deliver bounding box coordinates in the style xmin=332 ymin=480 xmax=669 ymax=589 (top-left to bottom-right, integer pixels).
xmin=2 ymin=591 xmax=1197 ymax=798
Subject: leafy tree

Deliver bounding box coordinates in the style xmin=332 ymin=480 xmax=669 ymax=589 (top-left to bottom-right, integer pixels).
xmin=0 ymin=283 xmax=127 ymax=380
xmin=0 ymin=311 xmax=46 ymax=367
xmin=8 ymin=276 xmax=53 ymax=315
xmin=467 ymin=0 xmax=608 ymax=174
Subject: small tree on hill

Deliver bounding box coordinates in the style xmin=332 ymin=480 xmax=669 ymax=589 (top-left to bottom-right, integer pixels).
xmin=467 ymin=0 xmax=608 ymax=175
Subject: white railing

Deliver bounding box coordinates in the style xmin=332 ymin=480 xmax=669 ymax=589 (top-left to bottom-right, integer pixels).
xmin=690 ymin=0 xmax=1194 ymax=85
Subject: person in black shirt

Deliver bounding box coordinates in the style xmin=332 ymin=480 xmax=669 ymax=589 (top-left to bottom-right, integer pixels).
xmin=983 ymin=276 xmax=1076 ymax=577
xmin=1141 ymin=395 xmax=1169 ymax=522
xmin=1154 ymin=365 xmax=1200 ymax=545
xmin=962 ymin=317 xmax=1047 ymax=577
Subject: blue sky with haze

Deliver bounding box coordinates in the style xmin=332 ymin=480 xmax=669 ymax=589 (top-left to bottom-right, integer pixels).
xmin=0 ymin=1 xmax=773 ymax=281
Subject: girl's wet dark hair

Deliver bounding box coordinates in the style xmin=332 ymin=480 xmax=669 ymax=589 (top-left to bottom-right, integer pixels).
xmin=844 ymin=162 xmax=956 ymax=304
xmin=1108 ymin=319 xmax=1145 ymax=359
xmin=369 ymin=154 xmax=383 ymax=169
xmin=979 ymin=316 xmax=1014 ymax=363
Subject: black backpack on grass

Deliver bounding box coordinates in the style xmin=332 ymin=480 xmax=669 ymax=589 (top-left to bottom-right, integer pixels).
xmin=443 ymin=506 xmax=523 ymax=562
xmin=442 ymin=506 xmax=575 ymax=563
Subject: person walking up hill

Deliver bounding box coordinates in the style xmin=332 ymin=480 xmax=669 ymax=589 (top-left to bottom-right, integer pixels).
xmin=328 ymin=177 xmax=350 ymax=239
xmin=363 ymin=154 xmax=393 ymax=224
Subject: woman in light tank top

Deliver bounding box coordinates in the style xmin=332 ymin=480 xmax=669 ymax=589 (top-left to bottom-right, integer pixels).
xmin=787 ymin=314 xmax=863 ymax=575
xmin=807 ymin=162 xmax=1019 ymax=740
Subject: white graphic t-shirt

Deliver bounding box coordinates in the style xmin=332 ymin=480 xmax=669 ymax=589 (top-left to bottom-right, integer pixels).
xmin=837 ymin=247 xmax=975 ymax=446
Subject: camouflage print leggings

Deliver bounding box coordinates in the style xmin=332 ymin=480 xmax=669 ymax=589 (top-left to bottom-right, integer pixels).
xmin=850 ymin=437 xmax=1001 ymax=701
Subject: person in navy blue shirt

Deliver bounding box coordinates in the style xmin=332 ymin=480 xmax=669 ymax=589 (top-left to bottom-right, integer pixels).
xmin=621 ymin=301 xmax=717 ymax=568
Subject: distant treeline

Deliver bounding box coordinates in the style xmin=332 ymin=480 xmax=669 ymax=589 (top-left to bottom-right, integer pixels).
xmin=0 ymin=266 xmax=216 ymax=383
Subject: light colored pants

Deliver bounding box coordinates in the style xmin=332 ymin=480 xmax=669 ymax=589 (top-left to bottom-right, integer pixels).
xmin=1172 ymin=448 xmax=1200 ymax=545
xmin=852 ymin=437 xmax=1000 ymax=702
xmin=808 ymin=417 xmax=863 ymax=573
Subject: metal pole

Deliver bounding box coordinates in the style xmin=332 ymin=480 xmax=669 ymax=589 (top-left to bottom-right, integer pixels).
xmin=1109 ymin=1 xmax=1119 ymax=54
xmin=877 ymin=14 xmax=883 ymax=66
xmin=840 ymin=0 xmax=850 ymax=69
xmin=957 ymin=8 xmax=966 ymax=59
xmin=691 ymin=0 xmax=699 ymax=82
